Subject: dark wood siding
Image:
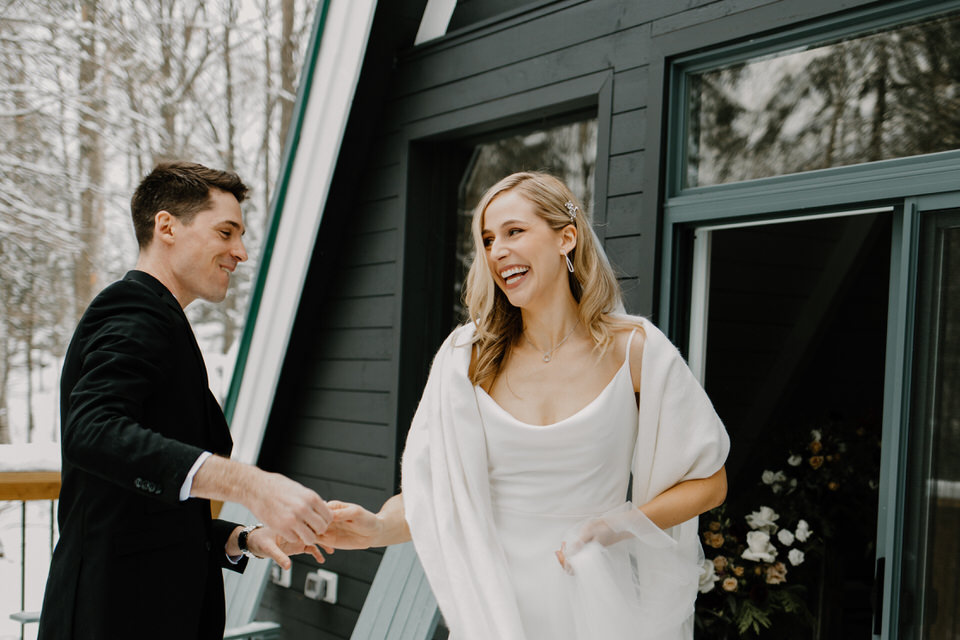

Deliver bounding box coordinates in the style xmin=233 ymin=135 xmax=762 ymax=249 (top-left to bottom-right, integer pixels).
xmin=256 ymin=1 xmax=885 ymax=637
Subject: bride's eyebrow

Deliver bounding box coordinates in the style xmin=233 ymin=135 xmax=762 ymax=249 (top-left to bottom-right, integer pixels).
xmin=482 ymin=219 xmax=526 ymax=234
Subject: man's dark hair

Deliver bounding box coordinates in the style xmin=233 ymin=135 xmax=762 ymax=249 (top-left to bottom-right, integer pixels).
xmin=130 ymin=161 xmax=249 ymax=248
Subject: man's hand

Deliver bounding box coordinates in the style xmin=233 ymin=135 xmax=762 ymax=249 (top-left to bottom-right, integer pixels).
xmin=248 ymin=526 xmax=333 ymax=570
xmin=191 ymin=455 xmax=333 ymax=547
xmin=244 ymin=471 xmax=334 ymax=547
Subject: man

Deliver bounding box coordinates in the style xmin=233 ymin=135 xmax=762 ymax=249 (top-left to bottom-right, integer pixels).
xmin=38 ymin=162 xmax=332 ymax=640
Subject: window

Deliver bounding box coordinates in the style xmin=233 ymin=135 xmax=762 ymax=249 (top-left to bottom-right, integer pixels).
xmin=682 ymin=9 xmax=960 ymax=188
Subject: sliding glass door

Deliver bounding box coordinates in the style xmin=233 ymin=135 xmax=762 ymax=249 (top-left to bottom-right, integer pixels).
xmin=899 ymin=207 xmax=960 ymax=640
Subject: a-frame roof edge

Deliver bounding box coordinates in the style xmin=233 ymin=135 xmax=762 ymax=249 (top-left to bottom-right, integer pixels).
xmin=223 ymin=0 xmax=379 ymax=465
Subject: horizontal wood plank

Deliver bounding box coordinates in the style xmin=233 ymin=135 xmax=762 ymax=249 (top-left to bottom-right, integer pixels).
xmin=297 ymin=388 xmax=392 ymax=424
xmin=356 ymin=197 xmax=400 ymax=234
xmin=608 ymin=151 xmax=644 ymax=197
xmin=610 ymin=108 xmax=646 ymax=155
xmin=318 ymin=296 xmax=396 ymax=330
xmin=286 ymin=420 xmax=393 ymax=457
xmin=339 ymin=229 xmax=400 ymax=267
xmin=612 ymin=66 xmax=649 ymax=113
xmin=0 ymin=472 xmax=61 ymax=501
xmin=329 ymin=264 xmax=400 ymax=299
xmin=604 ymin=193 xmax=646 ymax=238
xmin=307 ymin=358 xmax=395 ymax=392
xmin=282 ymin=448 xmax=388 ymax=489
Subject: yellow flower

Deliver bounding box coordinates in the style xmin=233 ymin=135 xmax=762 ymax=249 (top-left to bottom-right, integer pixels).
xmin=733 ymin=566 xmax=744 ymax=577
xmin=703 ymin=531 xmax=725 ymax=548
xmin=809 ymin=455 xmax=824 ymax=469
xmin=709 ymin=521 xmax=722 ymax=532
xmin=722 ymin=577 xmax=739 ymax=592
xmin=810 ymin=440 xmax=823 ymax=454
xmin=713 ymin=556 xmax=728 ymax=572
xmin=828 ymin=481 xmax=839 ymax=491
xmin=765 ymin=562 xmax=788 ymax=585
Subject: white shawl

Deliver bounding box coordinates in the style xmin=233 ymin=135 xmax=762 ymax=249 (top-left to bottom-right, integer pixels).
xmin=401 ymin=317 xmax=730 ymax=639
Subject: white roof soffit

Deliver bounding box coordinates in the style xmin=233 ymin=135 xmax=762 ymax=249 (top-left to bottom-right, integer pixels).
xmin=230 ymin=0 xmax=378 ymax=466
xmin=415 ymin=0 xmax=455 ymax=44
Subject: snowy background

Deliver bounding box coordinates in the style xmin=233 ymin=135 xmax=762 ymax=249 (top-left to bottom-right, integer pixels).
xmin=0 ymin=1 xmax=317 ymax=636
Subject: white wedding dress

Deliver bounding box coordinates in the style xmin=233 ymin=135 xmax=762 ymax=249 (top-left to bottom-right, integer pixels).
xmin=402 ymin=318 xmax=727 ymax=640
xmin=477 ymin=351 xmax=637 ymax=639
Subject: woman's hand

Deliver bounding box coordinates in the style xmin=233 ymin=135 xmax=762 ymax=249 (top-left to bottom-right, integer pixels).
xmin=315 ymin=500 xmax=385 ymax=550
xmin=555 ymin=517 xmax=631 ymax=573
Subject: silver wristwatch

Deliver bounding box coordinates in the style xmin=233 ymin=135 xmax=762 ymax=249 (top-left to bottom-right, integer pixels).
xmin=238 ymin=523 xmax=264 ymax=559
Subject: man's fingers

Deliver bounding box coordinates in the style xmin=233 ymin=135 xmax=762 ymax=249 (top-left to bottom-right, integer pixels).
xmin=260 ymin=538 xmax=292 ymax=569
xmin=307 ymin=544 xmax=326 ymax=564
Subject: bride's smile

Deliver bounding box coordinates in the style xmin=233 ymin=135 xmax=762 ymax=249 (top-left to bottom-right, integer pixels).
xmin=481 ymin=190 xmax=574 ymax=309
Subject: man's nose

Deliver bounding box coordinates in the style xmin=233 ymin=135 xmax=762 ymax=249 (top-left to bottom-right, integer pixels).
xmin=234 ymin=239 xmax=248 ymax=262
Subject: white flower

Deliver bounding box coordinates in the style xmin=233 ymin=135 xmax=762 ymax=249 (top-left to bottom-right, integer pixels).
xmin=745 ymin=506 xmax=780 ymax=532
xmin=787 ymin=454 xmax=803 ymax=467
xmin=811 ymin=429 xmax=822 ymax=442
xmin=762 ymin=470 xmax=787 ymax=485
xmin=699 ymin=558 xmax=720 ymax=593
xmin=795 ymin=519 xmax=813 ymax=542
xmin=742 ymin=531 xmax=778 ymax=563
xmin=788 ymin=549 xmax=805 ymax=566
xmin=777 ymin=529 xmax=795 ymax=546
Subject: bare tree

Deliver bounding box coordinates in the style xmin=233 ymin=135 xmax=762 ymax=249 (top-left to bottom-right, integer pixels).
xmin=75 ymin=0 xmax=106 ymax=319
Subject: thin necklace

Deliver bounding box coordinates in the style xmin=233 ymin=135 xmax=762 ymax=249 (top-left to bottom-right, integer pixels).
xmin=523 ymin=320 xmax=580 ymax=363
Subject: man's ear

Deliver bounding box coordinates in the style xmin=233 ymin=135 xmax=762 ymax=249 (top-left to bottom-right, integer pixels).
xmin=154 ymin=211 xmax=176 ymax=246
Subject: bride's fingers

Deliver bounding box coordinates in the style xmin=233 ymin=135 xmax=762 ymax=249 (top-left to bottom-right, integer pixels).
xmin=555 ymin=547 xmax=575 ymax=575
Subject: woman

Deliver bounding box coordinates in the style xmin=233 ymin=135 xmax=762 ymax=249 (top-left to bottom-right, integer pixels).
xmin=319 ymin=172 xmax=729 ymax=640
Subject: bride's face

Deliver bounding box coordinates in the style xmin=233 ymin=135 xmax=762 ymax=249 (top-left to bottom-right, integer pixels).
xmin=480 ymin=190 xmax=573 ymax=309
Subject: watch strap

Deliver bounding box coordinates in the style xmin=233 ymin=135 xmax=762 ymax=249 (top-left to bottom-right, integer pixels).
xmin=238 ymin=523 xmax=264 ymax=559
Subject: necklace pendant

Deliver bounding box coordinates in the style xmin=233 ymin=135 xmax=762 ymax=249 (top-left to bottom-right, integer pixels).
xmin=543 ymin=354 xmax=551 ymax=362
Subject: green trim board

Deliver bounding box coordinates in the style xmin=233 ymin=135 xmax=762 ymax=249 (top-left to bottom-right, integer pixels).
xmin=223 ymin=0 xmax=332 ymax=425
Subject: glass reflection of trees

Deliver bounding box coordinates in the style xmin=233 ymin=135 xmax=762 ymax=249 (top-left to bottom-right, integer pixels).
xmin=451 ymin=120 xmax=597 ymax=325
xmin=687 ymin=12 xmax=960 ymax=187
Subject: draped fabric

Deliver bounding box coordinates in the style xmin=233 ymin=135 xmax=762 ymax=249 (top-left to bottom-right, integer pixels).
xmin=401 ymin=316 xmax=729 ymax=640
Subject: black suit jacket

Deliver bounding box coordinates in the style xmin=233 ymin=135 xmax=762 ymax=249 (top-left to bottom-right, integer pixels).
xmin=38 ymin=270 xmax=247 ymax=640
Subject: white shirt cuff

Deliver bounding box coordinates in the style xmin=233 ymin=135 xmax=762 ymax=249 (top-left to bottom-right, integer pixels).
xmin=179 ymin=451 xmax=213 ymax=501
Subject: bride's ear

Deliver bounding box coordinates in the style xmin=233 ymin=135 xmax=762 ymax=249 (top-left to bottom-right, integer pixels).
xmin=559 ymin=224 xmax=577 ymax=254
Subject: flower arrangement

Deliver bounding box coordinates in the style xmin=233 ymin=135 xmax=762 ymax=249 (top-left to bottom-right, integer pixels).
xmin=695 ymin=417 xmax=881 ymax=638
xmin=696 ymin=503 xmax=817 ymax=638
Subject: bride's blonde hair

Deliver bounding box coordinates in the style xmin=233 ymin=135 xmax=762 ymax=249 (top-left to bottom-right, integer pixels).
xmin=465 ymin=171 xmax=635 ymax=386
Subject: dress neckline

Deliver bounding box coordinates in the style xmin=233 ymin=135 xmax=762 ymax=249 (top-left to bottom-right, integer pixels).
xmin=475 ymin=330 xmax=637 ymax=428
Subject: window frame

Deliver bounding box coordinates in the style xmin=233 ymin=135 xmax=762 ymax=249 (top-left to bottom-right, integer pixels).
xmin=664 ymin=0 xmax=960 ymax=199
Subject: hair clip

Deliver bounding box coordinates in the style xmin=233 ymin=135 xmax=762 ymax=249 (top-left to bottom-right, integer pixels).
xmin=564 ymin=201 xmax=579 ymax=221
